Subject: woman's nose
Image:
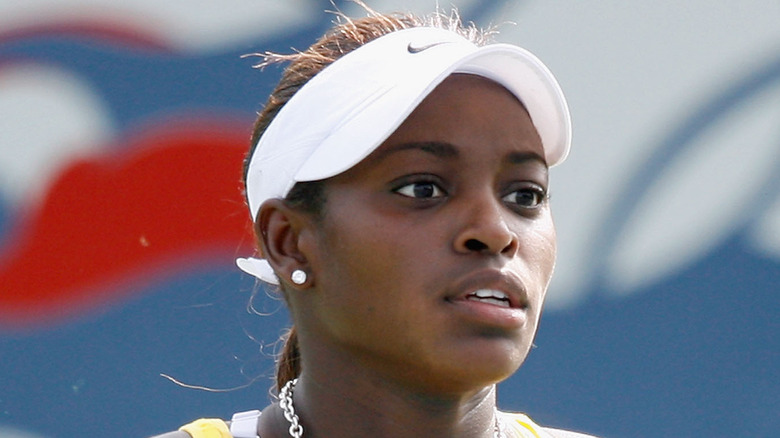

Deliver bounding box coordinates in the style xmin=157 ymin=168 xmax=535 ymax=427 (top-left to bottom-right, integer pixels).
xmin=453 ymin=192 xmax=519 ymax=257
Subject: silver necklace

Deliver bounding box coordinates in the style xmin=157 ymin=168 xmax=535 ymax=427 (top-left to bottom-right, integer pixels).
xmin=279 ymin=378 xmax=506 ymax=438
xmin=279 ymin=378 xmax=304 ymax=438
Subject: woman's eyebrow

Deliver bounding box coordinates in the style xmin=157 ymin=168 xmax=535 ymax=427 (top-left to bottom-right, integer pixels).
xmin=505 ymin=151 xmax=549 ymax=170
xmin=373 ymin=141 xmax=459 ymax=162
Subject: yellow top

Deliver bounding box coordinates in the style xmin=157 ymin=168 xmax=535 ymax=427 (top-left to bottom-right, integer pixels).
xmin=178 ymin=411 xmax=554 ymax=438
xmin=179 ymin=418 xmax=232 ymax=438
xmin=504 ymin=412 xmax=555 ymax=438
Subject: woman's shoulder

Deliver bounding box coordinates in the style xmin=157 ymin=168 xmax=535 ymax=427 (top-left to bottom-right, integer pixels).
xmin=148 ymin=418 xmax=232 ymax=438
xmin=501 ymin=412 xmax=600 ymax=438
xmin=149 ymin=410 xmax=262 ymax=438
xmin=542 ymin=428 xmax=601 ymax=438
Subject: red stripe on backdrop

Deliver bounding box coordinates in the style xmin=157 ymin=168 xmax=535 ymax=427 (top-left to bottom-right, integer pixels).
xmin=0 ymin=118 xmax=256 ymax=328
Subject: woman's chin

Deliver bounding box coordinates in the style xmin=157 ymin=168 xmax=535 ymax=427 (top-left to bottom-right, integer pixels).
xmin=413 ymin=340 xmax=531 ymax=394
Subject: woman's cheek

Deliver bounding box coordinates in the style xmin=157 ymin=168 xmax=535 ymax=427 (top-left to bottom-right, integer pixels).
xmin=525 ymin=213 xmax=557 ymax=291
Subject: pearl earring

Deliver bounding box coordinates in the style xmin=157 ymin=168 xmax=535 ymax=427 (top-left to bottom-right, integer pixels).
xmin=291 ymin=269 xmax=307 ymax=285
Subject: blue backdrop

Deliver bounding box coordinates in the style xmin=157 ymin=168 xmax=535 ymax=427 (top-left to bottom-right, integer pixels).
xmin=0 ymin=1 xmax=777 ymax=437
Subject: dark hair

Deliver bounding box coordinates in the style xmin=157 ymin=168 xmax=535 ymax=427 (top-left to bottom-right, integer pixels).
xmin=244 ymin=6 xmax=492 ymax=393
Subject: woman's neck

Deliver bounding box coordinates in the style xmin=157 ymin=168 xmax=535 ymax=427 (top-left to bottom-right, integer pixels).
xmin=257 ymin=318 xmax=512 ymax=438
xmin=264 ymin=363 xmax=500 ymax=438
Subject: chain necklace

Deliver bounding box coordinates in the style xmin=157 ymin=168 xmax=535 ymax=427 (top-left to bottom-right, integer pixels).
xmin=278 ymin=378 xmax=507 ymax=438
xmin=279 ymin=378 xmax=304 ymax=438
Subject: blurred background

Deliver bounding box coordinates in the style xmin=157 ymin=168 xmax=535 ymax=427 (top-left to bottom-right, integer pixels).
xmin=0 ymin=1 xmax=778 ymax=437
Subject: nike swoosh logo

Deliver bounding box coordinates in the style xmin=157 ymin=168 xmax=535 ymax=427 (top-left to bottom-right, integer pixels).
xmin=407 ymin=41 xmax=449 ymax=54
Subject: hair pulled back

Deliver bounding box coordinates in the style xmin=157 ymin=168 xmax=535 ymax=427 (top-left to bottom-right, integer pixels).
xmin=244 ymin=5 xmax=492 ymax=393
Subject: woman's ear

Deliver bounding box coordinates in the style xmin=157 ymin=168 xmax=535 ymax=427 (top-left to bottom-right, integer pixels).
xmin=256 ymin=199 xmax=312 ymax=285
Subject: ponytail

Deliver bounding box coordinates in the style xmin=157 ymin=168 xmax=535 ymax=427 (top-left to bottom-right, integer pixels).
xmin=276 ymin=326 xmax=301 ymax=392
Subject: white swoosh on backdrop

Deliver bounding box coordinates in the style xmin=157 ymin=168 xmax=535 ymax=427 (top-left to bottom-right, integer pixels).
xmin=605 ymin=77 xmax=780 ymax=293
xmin=499 ymin=0 xmax=780 ymax=308
xmin=0 ymin=0 xmax=310 ymax=52
xmin=0 ymin=426 xmax=48 ymax=438
xmin=0 ymin=64 xmax=112 ymax=210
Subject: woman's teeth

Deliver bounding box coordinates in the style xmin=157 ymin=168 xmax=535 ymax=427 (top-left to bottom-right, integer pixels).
xmin=466 ymin=289 xmax=511 ymax=308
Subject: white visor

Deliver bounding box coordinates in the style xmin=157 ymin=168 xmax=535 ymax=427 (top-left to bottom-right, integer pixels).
xmin=238 ymin=26 xmax=572 ymax=284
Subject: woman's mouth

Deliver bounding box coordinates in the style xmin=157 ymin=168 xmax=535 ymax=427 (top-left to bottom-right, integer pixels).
xmin=465 ymin=289 xmax=512 ymax=308
xmin=443 ymin=270 xmax=531 ymax=329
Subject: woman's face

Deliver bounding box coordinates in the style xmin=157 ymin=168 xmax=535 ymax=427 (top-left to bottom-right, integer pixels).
xmin=297 ymin=74 xmax=557 ymax=394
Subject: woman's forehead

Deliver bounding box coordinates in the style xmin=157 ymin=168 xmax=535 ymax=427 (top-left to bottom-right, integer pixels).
xmin=336 ymin=75 xmax=547 ymax=179
xmin=378 ymin=75 xmax=543 ymax=157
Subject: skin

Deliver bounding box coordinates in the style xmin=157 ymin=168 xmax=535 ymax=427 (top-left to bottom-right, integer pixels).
xmin=257 ymin=74 xmax=557 ymax=438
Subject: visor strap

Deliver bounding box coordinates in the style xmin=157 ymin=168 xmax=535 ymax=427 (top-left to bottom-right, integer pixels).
xmin=236 ymin=257 xmax=280 ymax=285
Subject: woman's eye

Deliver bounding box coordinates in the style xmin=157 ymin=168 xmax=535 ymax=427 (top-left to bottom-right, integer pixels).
xmin=394 ymin=181 xmax=444 ymax=199
xmin=503 ymin=187 xmax=546 ymax=208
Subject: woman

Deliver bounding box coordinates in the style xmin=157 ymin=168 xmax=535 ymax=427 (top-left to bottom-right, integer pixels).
xmin=155 ymin=6 xmax=596 ymax=438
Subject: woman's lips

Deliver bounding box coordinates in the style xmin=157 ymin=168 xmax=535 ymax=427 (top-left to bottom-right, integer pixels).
xmin=447 ymin=293 xmax=528 ymax=329
xmin=444 ymin=270 xmax=531 ymax=329
xmin=446 ymin=269 xmax=529 ymax=310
